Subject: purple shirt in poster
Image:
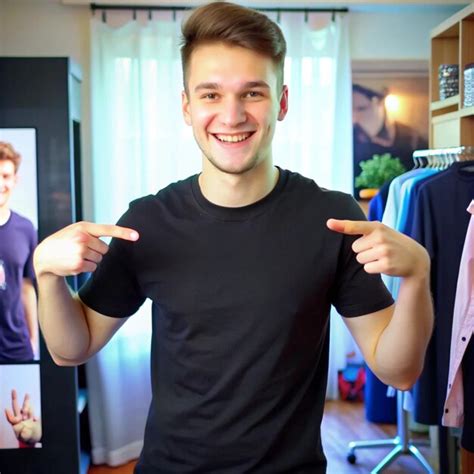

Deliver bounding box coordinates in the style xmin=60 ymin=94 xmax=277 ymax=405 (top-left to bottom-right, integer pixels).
xmin=0 ymin=211 xmax=37 ymax=362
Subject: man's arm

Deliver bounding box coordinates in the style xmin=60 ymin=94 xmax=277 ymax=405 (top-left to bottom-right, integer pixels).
xmin=327 ymin=219 xmax=434 ymax=391
xmin=34 ymin=222 xmax=139 ymax=366
xmin=21 ymin=278 xmax=39 ymax=357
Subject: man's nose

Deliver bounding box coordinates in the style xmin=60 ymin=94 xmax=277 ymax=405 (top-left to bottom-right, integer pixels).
xmin=219 ymin=97 xmax=246 ymax=127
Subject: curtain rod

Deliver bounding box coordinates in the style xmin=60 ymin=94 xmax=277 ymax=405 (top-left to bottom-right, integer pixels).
xmin=89 ymin=3 xmax=349 ymax=14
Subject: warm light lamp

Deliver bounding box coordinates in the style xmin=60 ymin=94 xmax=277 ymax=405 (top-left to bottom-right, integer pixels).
xmin=385 ymin=94 xmax=400 ymax=113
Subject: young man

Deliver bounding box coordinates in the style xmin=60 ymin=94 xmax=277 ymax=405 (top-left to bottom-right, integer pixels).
xmin=34 ymin=2 xmax=433 ymax=472
xmin=0 ymin=141 xmax=38 ymax=362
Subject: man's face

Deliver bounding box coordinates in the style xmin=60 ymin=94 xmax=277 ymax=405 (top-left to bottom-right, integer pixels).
xmin=182 ymin=42 xmax=288 ymax=175
xmin=352 ymin=91 xmax=385 ymax=138
xmin=0 ymin=160 xmax=17 ymax=209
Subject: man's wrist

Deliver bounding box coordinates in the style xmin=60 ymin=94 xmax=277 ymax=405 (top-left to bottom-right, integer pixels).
xmin=406 ymin=248 xmax=430 ymax=280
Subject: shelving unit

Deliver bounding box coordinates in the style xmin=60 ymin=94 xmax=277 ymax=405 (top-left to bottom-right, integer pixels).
xmin=429 ymin=4 xmax=474 ymax=474
xmin=0 ymin=57 xmax=86 ymax=474
xmin=430 ymin=3 xmax=474 ymax=148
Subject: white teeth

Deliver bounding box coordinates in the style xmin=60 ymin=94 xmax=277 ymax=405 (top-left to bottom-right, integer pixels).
xmin=215 ymin=133 xmax=251 ymax=143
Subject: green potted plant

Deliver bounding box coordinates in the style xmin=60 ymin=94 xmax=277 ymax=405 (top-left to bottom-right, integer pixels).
xmin=355 ymin=153 xmax=406 ymax=199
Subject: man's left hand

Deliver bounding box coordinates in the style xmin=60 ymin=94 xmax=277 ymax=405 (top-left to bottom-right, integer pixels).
xmin=327 ymin=219 xmax=430 ymax=279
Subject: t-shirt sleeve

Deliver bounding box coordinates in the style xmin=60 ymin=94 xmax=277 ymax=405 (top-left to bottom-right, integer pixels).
xmin=23 ymin=222 xmax=37 ymax=281
xmin=78 ymin=205 xmax=146 ymax=318
xmin=331 ymin=195 xmax=394 ymax=318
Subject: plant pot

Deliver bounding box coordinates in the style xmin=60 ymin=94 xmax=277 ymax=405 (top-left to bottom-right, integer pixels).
xmin=359 ymin=188 xmax=379 ymax=199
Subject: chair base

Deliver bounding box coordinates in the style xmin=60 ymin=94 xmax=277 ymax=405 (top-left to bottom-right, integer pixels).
xmin=347 ymin=437 xmax=433 ymax=473
xmin=346 ymin=391 xmax=434 ymax=474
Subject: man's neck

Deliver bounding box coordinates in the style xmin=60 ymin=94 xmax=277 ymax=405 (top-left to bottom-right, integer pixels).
xmin=0 ymin=206 xmax=11 ymax=226
xmin=199 ymin=161 xmax=279 ymax=208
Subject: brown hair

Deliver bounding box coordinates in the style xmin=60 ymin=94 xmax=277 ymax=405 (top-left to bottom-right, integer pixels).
xmin=0 ymin=142 xmax=21 ymax=173
xmin=181 ymin=1 xmax=286 ymax=91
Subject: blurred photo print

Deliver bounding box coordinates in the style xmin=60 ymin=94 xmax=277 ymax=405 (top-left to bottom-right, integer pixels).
xmin=351 ymin=76 xmax=429 ymax=197
xmin=0 ymin=129 xmax=39 ymax=362
xmin=0 ymin=364 xmax=42 ymax=449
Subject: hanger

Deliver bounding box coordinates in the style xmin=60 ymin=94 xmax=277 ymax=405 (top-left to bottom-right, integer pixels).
xmin=412 ymin=147 xmax=474 ymax=171
xmin=457 ymin=146 xmax=474 ymax=172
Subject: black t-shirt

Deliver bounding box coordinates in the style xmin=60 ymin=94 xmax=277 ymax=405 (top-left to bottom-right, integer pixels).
xmin=79 ymin=168 xmax=393 ymax=473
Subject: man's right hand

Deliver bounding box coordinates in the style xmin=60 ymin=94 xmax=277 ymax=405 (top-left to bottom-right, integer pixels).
xmin=33 ymin=222 xmax=139 ymax=278
xmin=5 ymin=389 xmax=42 ymax=445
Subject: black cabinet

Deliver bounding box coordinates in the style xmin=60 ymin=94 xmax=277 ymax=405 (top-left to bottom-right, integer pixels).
xmin=0 ymin=57 xmax=84 ymax=474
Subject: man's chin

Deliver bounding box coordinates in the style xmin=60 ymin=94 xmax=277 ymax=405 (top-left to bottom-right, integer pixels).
xmin=205 ymin=157 xmax=260 ymax=176
xmin=217 ymin=164 xmax=259 ymax=176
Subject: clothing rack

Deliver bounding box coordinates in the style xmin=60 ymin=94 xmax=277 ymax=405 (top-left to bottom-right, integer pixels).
xmin=412 ymin=146 xmax=474 ymax=169
xmin=347 ymin=145 xmax=474 ymax=472
xmin=347 ymin=391 xmax=433 ymax=473
xmin=344 ymin=146 xmax=474 ymax=473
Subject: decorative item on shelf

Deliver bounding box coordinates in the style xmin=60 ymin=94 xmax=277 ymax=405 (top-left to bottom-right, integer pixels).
xmin=464 ymin=63 xmax=474 ymax=107
xmin=438 ymin=64 xmax=459 ymax=100
xmin=355 ymin=153 xmax=406 ymax=199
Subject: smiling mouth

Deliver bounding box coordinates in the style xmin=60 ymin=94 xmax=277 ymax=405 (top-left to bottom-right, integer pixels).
xmin=212 ymin=132 xmax=255 ymax=143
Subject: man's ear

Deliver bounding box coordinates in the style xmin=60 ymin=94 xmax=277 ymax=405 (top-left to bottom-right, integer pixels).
xmin=278 ymin=85 xmax=289 ymax=121
xmin=182 ymin=90 xmax=192 ymax=126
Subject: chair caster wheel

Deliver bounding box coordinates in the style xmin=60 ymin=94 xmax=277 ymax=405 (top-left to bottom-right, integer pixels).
xmin=347 ymin=453 xmax=357 ymax=464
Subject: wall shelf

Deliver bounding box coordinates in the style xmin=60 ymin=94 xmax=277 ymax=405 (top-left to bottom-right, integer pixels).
xmin=459 ymin=105 xmax=474 ymax=118
xmin=430 ymin=3 xmax=474 ymax=147
xmin=430 ymin=95 xmax=459 ymax=111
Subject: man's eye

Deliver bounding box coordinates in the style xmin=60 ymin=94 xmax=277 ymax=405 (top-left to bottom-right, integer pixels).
xmin=245 ymin=91 xmax=262 ymax=98
xmin=202 ymin=93 xmax=217 ymax=100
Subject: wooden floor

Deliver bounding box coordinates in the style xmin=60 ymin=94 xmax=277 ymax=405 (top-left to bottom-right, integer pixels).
xmin=88 ymin=400 xmax=434 ymax=474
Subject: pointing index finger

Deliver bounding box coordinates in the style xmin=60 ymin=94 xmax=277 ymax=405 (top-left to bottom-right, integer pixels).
xmin=82 ymin=223 xmax=139 ymax=241
xmin=326 ymin=219 xmax=377 ymax=236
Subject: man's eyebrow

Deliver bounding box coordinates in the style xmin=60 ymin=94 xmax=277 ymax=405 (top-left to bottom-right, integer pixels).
xmin=193 ymin=81 xmax=270 ymax=93
xmin=243 ymin=81 xmax=270 ymax=89
xmin=194 ymin=82 xmax=220 ymax=93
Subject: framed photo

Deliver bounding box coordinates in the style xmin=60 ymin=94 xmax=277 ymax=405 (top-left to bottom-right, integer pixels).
xmin=352 ymin=60 xmax=429 ymax=197
xmin=0 ymin=128 xmax=41 ymax=451
xmin=0 ymin=129 xmax=40 ymax=363
xmin=0 ymin=364 xmax=42 ymax=449
xmin=0 ymin=129 xmax=38 ymax=228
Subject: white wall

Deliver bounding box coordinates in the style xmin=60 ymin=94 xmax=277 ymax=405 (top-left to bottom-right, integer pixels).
xmin=350 ymin=6 xmax=462 ymax=60
xmin=1 ymin=0 xmax=93 ymax=219
xmin=0 ymin=1 xmax=463 ymax=219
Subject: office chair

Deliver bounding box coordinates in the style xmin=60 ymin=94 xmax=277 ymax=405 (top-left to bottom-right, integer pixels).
xmin=346 ymin=390 xmax=434 ymax=473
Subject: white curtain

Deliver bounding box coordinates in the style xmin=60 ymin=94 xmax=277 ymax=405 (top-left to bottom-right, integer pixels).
xmin=271 ymin=11 xmax=358 ymax=401
xmin=87 ymin=15 xmax=199 ymax=466
xmin=88 ymin=11 xmax=353 ymax=466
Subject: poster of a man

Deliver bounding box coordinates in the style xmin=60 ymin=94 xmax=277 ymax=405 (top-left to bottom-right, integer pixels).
xmin=352 ymin=82 xmax=428 ymax=196
xmin=0 ymin=129 xmax=39 ymax=362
